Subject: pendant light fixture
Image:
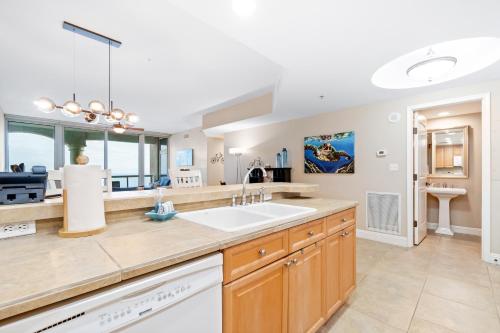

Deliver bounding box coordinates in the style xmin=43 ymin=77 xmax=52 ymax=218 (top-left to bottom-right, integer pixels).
xmin=34 ymin=21 xmax=143 ymax=133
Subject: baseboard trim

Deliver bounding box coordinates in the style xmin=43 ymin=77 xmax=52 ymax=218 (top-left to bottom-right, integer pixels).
xmin=483 ymin=252 xmax=500 ymax=264
xmin=427 ymin=222 xmax=481 ymax=236
xmin=356 ymin=229 xmax=408 ymax=247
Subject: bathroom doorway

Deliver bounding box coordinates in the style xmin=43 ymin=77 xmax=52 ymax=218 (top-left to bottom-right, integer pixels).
xmin=406 ymin=93 xmax=492 ymax=262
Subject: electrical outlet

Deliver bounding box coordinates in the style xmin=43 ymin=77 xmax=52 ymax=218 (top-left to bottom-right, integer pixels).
xmin=0 ymin=221 xmax=36 ymax=239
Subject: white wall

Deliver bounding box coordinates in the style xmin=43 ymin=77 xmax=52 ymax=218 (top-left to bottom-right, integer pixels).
xmin=224 ymin=80 xmax=500 ymax=254
xmin=207 ymin=137 xmax=225 ymax=185
xmin=168 ymin=127 xmax=208 ymax=185
xmin=0 ymin=107 xmax=4 ymax=171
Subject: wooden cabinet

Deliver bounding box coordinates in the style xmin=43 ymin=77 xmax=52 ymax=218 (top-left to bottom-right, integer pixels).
xmin=223 ymin=257 xmax=289 ymax=333
xmin=340 ymin=224 xmax=356 ymax=299
xmin=289 ymin=218 xmax=326 ymax=253
xmin=324 ymin=232 xmax=342 ymax=318
xmin=223 ymin=230 xmax=289 ymax=284
xmin=223 ymin=208 xmax=356 ymax=333
xmin=288 ymin=241 xmax=326 ymax=333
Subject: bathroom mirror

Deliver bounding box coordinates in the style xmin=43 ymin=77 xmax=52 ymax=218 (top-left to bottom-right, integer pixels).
xmin=428 ymin=126 xmax=469 ymax=178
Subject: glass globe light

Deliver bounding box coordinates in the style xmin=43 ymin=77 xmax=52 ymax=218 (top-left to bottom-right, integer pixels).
xmin=61 ymin=100 xmax=82 ymax=117
xmin=88 ymin=100 xmax=106 ymax=113
xmin=111 ymin=108 xmax=125 ymax=121
xmin=33 ymin=97 xmax=56 ymax=113
xmin=113 ymin=124 xmax=126 ymax=134
xmin=104 ymin=114 xmax=118 ymax=123
xmin=125 ymin=112 xmax=139 ymax=124
xmin=84 ymin=112 xmax=100 ymax=124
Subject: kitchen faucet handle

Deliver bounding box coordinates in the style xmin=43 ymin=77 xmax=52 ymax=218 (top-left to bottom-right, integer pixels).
xmin=258 ymin=187 xmax=265 ymax=203
xmin=231 ymin=194 xmax=237 ymax=207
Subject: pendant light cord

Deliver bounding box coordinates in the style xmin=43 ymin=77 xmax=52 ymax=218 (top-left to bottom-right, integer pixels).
xmin=108 ymin=39 xmax=111 ymax=113
xmin=72 ymin=28 xmax=76 ymax=101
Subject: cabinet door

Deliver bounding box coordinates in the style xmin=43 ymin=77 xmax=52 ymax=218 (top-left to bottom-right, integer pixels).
xmin=288 ymin=241 xmax=326 ymax=333
xmin=223 ymin=257 xmax=288 ymax=333
xmin=340 ymin=224 xmax=356 ymax=299
xmin=325 ymin=232 xmax=342 ymax=319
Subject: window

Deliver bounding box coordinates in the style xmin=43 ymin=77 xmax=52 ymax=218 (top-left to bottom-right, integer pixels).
xmin=107 ymin=133 xmax=140 ymax=189
xmin=7 ymin=122 xmax=55 ymax=170
xmin=144 ymin=136 xmax=159 ymax=187
xmin=5 ymin=116 xmax=169 ymax=191
xmin=160 ymin=138 xmax=168 ymax=177
xmin=64 ymin=128 xmax=105 ymax=167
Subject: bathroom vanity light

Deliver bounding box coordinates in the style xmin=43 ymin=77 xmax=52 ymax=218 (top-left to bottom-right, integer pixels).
xmin=372 ymin=37 xmax=500 ymax=89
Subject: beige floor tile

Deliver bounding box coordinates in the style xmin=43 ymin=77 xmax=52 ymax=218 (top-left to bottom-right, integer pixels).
xmin=488 ymin=264 xmax=500 ymax=285
xmin=492 ymin=283 xmax=500 ymax=304
xmin=408 ymin=318 xmax=459 ymax=333
xmin=424 ymin=275 xmax=496 ymax=313
xmin=414 ymin=293 xmax=500 ymax=333
xmin=346 ymin=285 xmax=418 ymax=331
xmin=358 ymin=267 xmax=425 ymax=301
xmin=428 ymin=260 xmax=491 ymax=288
xmin=319 ymin=306 xmax=404 ymax=333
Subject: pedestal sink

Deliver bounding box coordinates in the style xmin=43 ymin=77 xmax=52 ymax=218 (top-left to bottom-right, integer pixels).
xmin=427 ymin=187 xmax=467 ymax=236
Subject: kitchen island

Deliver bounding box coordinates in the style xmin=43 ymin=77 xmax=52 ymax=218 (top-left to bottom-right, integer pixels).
xmin=0 ymin=183 xmax=356 ymax=331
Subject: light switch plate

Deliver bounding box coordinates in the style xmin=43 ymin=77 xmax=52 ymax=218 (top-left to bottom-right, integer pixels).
xmin=0 ymin=221 xmax=36 ymax=239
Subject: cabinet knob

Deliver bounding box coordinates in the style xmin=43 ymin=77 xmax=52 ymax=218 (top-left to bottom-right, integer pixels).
xmin=258 ymin=248 xmax=267 ymax=257
xmin=344 ymin=231 xmax=350 ymax=236
xmin=341 ymin=218 xmax=348 ymax=222
xmin=291 ymin=258 xmax=298 ymax=265
xmin=307 ymin=230 xmax=314 ymax=237
xmin=284 ymin=261 xmax=293 ymax=267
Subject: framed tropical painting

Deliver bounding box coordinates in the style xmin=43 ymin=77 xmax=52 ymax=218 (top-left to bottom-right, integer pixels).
xmin=304 ymin=131 xmax=355 ymax=173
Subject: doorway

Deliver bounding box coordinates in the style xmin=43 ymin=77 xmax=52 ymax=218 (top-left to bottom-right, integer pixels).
xmin=406 ymin=93 xmax=491 ymax=262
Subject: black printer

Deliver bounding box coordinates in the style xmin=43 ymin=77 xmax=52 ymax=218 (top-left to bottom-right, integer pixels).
xmin=0 ymin=165 xmax=48 ymax=205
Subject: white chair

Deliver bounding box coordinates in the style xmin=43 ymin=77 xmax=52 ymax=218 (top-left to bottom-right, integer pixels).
xmin=170 ymin=169 xmax=203 ymax=188
xmin=46 ymin=168 xmax=112 ymax=196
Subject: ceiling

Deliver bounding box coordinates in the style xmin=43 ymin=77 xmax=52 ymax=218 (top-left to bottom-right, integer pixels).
xmin=420 ymin=101 xmax=481 ymax=120
xmin=1 ymin=1 xmax=500 ymax=134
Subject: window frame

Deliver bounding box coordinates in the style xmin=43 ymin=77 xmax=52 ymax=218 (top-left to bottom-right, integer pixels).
xmin=4 ymin=114 xmax=169 ymax=189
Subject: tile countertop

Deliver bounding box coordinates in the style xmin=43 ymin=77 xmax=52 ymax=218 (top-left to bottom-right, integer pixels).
xmin=0 ymin=182 xmax=319 ymax=224
xmin=0 ymin=197 xmax=357 ymax=321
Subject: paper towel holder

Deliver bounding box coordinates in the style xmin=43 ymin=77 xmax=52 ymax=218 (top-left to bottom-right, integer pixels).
xmin=58 ymin=190 xmax=107 ymax=238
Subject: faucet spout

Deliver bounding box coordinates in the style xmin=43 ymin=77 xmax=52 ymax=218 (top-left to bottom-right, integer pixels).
xmin=241 ymin=166 xmax=267 ymax=205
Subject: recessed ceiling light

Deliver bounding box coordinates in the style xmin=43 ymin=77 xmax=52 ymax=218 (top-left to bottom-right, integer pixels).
xmin=232 ymin=0 xmax=256 ymax=17
xmin=438 ymin=111 xmax=451 ymax=117
xmin=371 ymin=37 xmax=500 ymax=89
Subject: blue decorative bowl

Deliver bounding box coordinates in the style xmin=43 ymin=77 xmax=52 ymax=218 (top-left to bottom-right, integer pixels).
xmin=145 ymin=210 xmax=177 ymax=222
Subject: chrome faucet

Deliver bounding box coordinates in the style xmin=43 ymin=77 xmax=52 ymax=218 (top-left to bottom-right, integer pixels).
xmin=241 ymin=166 xmax=267 ymax=205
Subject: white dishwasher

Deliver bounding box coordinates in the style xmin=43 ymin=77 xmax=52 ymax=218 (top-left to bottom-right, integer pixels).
xmin=0 ymin=253 xmax=222 ymax=333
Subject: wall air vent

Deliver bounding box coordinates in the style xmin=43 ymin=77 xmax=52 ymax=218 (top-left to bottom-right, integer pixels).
xmin=366 ymin=192 xmax=401 ymax=235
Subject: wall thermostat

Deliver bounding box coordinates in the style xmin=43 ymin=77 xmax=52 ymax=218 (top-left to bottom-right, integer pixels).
xmin=388 ymin=112 xmax=401 ymax=123
xmin=376 ymin=149 xmax=387 ymax=157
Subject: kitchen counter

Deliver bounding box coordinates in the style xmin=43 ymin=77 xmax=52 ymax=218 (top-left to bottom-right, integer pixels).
xmin=0 ymin=182 xmax=319 ymax=224
xmin=0 ymin=197 xmax=357 ymax=321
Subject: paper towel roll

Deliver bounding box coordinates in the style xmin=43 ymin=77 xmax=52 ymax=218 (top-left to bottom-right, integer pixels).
xmin=61 ymin=165 xmax=106 ymax=235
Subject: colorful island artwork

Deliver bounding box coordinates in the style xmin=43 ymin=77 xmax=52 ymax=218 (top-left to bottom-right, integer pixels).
xmin=304 ymin=131 xmax=355 ymax=174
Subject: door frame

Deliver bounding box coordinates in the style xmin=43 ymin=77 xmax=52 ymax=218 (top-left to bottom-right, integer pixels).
xmin=405 ymin=93 xmax=491 ymax=262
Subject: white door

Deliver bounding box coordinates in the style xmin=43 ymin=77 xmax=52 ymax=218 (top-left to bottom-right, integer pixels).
xmin=414 ymin=113 xmax=428 ymax=244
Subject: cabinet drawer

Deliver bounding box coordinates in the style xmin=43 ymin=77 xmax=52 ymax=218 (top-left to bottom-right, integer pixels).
xmin=289 ymin=218 xmax=326 ymax=253
xmin=223 ymin=231 xmax=289 ymax=284
xmin=326 ymin=208 xmax=355 ymax=235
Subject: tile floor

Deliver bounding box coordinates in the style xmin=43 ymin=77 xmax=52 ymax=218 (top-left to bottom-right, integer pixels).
xmin=320 ymin=232 xmax=500 ymax=333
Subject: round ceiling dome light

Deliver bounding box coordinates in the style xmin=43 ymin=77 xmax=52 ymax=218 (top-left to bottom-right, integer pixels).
xmin=371 ymin=37 xmax=500 ymax=89
xmin=232 ymin=0 xmax=256 ymax=17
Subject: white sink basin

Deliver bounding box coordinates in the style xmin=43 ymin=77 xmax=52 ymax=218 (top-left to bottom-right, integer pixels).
xmin=177 ymin=202 xmax=317 ymax=232
xmin=427 ymin=186 xmax=467 ymax=236
xmin=427 ymin=187 xmax=467 ymax=196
